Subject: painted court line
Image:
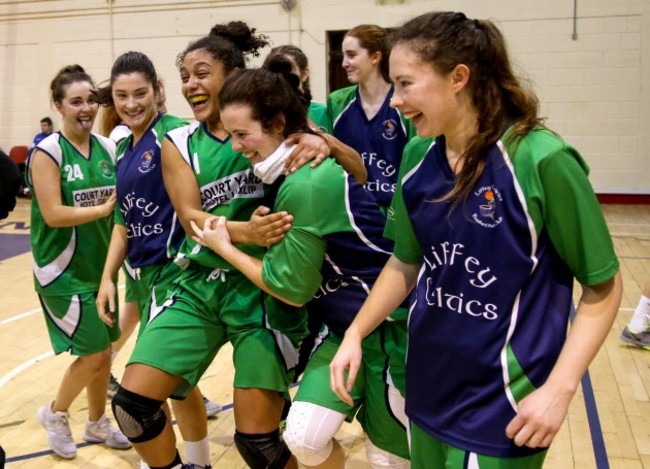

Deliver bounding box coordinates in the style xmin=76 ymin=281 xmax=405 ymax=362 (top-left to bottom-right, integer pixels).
xmin=0 ymin=351 xmax=53 ymax=390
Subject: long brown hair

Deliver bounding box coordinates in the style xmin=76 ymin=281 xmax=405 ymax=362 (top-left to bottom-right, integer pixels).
xmin=392 ymin=11 xmax=542 ymax=201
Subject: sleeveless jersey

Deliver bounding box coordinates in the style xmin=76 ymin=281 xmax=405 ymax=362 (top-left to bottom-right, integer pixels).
xmin=261 ymin=158 xmax=395 ymax=336
xmin=28 ymin=132 xmax=116 ymax=295
xmin=327 ymin=85 xmax=414 ymax=212
xmin=166 ymin=122 xmax=272 ymax=269
xmin=392 ymin=129 xmax=619 ymax=457
xmin=114 ymin=113 xmax=188 ymax=267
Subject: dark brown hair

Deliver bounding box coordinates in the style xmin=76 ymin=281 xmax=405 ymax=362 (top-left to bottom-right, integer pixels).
xmin=345 ymin=24 xmax=390 ymax=83
xmin=50 ymin=64 xmax=95 ymax=104
xmin=392 ymin=11 xmax=542 ymax=202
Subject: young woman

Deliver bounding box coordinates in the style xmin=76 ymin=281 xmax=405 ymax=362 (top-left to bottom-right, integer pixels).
xmin=27 ymin=64 xmax=130 ymax=459
xmin=191 ymin=66 xmax=410 ymax=469
xmin=109 ymin=22 xmax=337 ymax=469
xmin=327 ymin=24 xmax=415 ymax=216
xmin=330 ymin=11 xmax=622 ymax=469
xmin=94 ymin=51 xmax=219 ymax=468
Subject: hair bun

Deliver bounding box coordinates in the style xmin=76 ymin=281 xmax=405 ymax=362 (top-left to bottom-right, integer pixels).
xmin=264 ymin=55 xmax=300 ymax=91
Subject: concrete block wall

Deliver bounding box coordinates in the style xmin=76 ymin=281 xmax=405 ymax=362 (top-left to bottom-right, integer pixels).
xmin=0 ymin=0 xmax=647 ymax=193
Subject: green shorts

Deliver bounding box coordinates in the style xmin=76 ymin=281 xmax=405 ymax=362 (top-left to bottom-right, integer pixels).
xmin=39 ymin=291 xmax=120 ymax=356
xmin=124 ymin=261 xmax=175 ymax=335
xmin=295 ymin=324 xmax=409 ymax=459
xmin=410 ymin=423 xmax=547 ymax=469
xmin=129 ymin=263 xmax=307 ymax=398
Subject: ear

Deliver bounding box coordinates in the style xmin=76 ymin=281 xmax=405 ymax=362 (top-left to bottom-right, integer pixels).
xmin=370 ymin=51 xmax=382 ymax=66
xmin=300 ymin=67 xmax=309 ymax=84
xmin=450 ymin=64 xmax=470 ymax=92
xmin=272 ymin=113 xmax=286 ymax=136
xmin=54 ymin=101 xmax=63 ymax=113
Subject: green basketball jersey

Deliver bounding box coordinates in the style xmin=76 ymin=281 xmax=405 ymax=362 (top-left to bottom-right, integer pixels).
xmin=166 ymin=122 xmax=272 ymax=269
xmin=27 ymin=132 xmax=116 ymax=295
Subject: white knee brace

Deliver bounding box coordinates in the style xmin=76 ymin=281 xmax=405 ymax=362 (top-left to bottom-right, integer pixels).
xmin=283 ymin=401 xmax=346 ymax=466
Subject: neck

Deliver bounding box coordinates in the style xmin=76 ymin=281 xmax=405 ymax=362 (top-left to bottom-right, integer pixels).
xmin=358 ymin=75 xmax=391 ymax=105
xmin=206 ymin=118 xmax=227 ymax=139
xmin=62 ymin=127 xmax=90 ymax=147
xmin=132 ymin=114 xmax=157 ymax=145
xmin=444 ymin=107 xmax=479 ymax=174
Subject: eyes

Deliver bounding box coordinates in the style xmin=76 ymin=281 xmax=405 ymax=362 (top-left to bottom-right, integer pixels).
xmin=180 ymin=68 xmax=211 ymax=84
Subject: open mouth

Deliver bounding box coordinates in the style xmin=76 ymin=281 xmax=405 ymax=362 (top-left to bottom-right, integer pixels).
xmin=188 ymin=95 xmax=209 ymax=109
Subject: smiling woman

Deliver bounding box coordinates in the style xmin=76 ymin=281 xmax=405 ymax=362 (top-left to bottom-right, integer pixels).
xmin=25 ymin=64 xmax=129 ymax=460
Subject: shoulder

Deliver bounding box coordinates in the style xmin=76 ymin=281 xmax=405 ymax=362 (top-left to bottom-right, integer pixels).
xmin=109 ymin=124 xmax=131 ymax=144
xmin=35 ymin=133 xmax=64 ymax=166
xmin=159 ymin=114 xmax=190 ymax=133
xmin=505 ymin=127 xmax=589 ymax=176
xmin=92 ymin=133 xmax=117 ymax=159
xmin=327 ymin=86 xmax=357 ymax=108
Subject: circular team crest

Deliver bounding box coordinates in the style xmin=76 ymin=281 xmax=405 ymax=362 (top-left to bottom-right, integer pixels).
xmin=99 ymin=160 xmax=114 ymax=178
xmin=381 ymin=118 xmax=398 ymax=141
xmin=138 ymin=149 xmax=156 ymax=174
xmin=471 ymin=186 xmax=504 ymax=228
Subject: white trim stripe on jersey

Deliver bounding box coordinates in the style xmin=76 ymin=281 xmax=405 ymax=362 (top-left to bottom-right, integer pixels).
xmin=332 ymin=96 xmax=357 ymax=130
xmin=495 ymin=139 xmax=540 ymax=412
xmin=33 ymin=228 xmax=76 ymax=288
xmin=343 ymin=171 xmax=390 ymax=255
xmin=322 ymin=252 xmax=371 ymax=295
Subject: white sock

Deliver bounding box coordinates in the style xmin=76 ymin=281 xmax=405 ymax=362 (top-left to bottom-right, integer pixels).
xmin=629 ymin=295 xmax=650 ymax=333
xmin=139 ymin=461 xmax=150 ymax=469
xmin=184 ymin=436 xmax=210 ymax=467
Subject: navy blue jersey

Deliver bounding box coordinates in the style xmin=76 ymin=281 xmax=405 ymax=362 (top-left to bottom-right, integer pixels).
xmin=115 ymin=113 xmax=188 ymax=267
xmin=328 ymin=85 xmax=413 ymax=212
xmin=392 ymin=131 xmax=619 ymax=457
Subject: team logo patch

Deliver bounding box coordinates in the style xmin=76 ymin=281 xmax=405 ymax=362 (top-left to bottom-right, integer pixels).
xmin=99 ymin=160 xmax=114 ymax=178
xmin=381 ymin=118 xmax=398 ymax=141
xmin=138 ymin=149 xmax=156 ymax=174
xmin=471 ymin=186 xmax=503 ymax=228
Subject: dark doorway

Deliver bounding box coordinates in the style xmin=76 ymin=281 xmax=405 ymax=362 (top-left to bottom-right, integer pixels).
xmin=327 ymin=30 xmax=348 ymax=94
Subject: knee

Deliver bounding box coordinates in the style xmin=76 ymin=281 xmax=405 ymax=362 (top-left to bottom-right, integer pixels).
xmin=78 ymin=348 xmax=111 ymax=373
xmin=111 ymin=386 xmax=166 ymax=443
xmin=283 ymin=401 xmax=340 ymax=466
xmin=233 ymin=429 xmax=291 ymax=469
xmin=365 ymin=439 xmax=411 ymax=469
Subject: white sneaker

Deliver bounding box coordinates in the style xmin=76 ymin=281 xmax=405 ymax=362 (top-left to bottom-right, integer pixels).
xmin=82 ymin=414 xmax=131 ymax=449
xmin=203 ymin=396 xmax=222 ymax=418
xmin=37 ymin=404 xmax=77 ymax=459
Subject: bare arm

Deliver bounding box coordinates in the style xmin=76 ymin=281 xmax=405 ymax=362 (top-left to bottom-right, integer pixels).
xmin=284 ymin=131 xmax=367 ymax=184
xmin=161 ymin=139 xmax=292 ymax=246
xmin=31 ymin=150 xmax=115 ymax=228
xmin=190 ymin=217 xmax=302 ymax=307
xmin=96 ymin=224 xmax=128 ymax=326
xmin=505 ymin=272 xmax=622 ymax=448
xmin=330 ymin=255 xmax=420 ymax=404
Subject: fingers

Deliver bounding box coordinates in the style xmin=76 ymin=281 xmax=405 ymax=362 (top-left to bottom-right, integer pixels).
xmin=329 ymin=360 xmax=358 ymax=406
xmin=252 ymin=205 xmax=271 ymax=217
xmin=506 ymin=413 xmax=554 ymax=449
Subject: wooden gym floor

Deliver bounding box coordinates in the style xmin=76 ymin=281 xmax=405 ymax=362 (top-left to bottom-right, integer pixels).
xmin=0 ymin=199 xmax=648 ymax=468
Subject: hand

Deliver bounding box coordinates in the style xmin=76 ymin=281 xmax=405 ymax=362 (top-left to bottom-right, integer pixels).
xmin=96 ymin=278 xmax=117 ymax=327
xmin=248 ymin=206 xmax=293 ymax=247
xmin=190 ymin=216 xmax=232 ymax=254
xmin=505 ymin=383 xmax=574 ymax=448
xmin=99 ymin=192 xmax=117 ymax=218
xmin=329 ymin=331 xmax=363 ymax=406
xmin=284 ymin=133 xmax=330 ymax=174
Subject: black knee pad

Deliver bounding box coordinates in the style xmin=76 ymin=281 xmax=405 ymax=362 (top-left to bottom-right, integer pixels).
xmin=234 ymin=429 xmax=292 ymax=469
xmin=111 ymin=385 xmax=167 ymax=443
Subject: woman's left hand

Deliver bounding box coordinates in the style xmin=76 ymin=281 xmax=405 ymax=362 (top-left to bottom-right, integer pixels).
xmin=284 ymin=133 xmax=330 ymax=174
xmin=505 ymin=383 xmax=573 ymax=448
xmin=190 ymin=216 xmax=232 ymax=254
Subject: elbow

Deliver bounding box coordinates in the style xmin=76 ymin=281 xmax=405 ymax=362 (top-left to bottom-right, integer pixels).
xmin=354 ymin=168 xmax=368 ymax=185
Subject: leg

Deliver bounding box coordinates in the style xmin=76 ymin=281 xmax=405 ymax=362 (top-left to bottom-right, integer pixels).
xmin=172 ymin=386 xmax=210 ymax=467
xmin=233 ymin=387 xmax=296 ymax=469
xmin=111 ymin=300 xmax=140 ymax=354
xmin=114 ymin=363 xmax=184 ymax=467
xmin=53 ymin=346 xmax=112 ymax=415
xmin=283 ymin=401 xmax=347 ymax=469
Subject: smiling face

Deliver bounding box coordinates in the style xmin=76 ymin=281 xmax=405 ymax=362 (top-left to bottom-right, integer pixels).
xmin=389 ymin=44 xmax=460 ymax=138
xmin=341 ymin=35 xmax=378 ymax=85
xmin=180 ymin=49 xmax=228 ymax=125
xmin=55 ymin=80 xmax=98 ymax=137
xmin=221 ymin=103 xmax=283 ymax=163
xmin=112 ymin=72 xmax=157 ymax=135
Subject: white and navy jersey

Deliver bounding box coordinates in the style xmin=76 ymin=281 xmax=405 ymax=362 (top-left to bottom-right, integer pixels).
xmin=328 ymin=85 xmax=414 ymax=212
xmin=392 ymin=130 xmax=619 ymax=457
xmin=114 ymin=113 xmax=188 ymax=267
